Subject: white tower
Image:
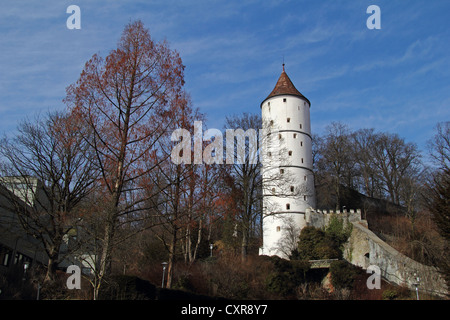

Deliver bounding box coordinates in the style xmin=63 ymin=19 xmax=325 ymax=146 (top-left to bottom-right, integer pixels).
xmin=259 ymin=65 xmax=316 ymax=258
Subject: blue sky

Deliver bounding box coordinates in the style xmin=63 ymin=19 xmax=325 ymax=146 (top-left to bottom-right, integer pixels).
xmin=1 ymin=1 xmax=449 ymax=157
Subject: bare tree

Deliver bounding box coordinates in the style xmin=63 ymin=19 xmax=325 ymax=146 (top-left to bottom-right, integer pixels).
xmin=0 ymin=111 xmax=98 ymax=281
xmin=222 ymin=113 xmax=263 ymax=260
xmin=425 ymin=122 xmax=450 ymax=286
xmin=371 ymin=132 xmax=422 ymax=206
xmin=429 ymin=122 xmax=450 ymax=172
xmin=316 ymin=122 xmax=356 ymax=210
xmin=352 ymin=128 xmax=378 ymax=197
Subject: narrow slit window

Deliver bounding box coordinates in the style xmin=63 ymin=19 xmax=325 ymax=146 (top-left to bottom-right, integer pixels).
xmin=288 ymin=151 xmax=292 ymax=156
xmin=303 ymin=195 xmax=307 ymax=201
xmin=280 ymin=169 xmax=284 ymax=174
xmin=299 ymin=124 xmax=303 ymax=129
xmin=301 ymin=158 xmax=304 ymax=163
xmin=293 ymin=133 xmax=297 ymax=139
xmin=283 ymin=98 xmax=287 ymax=102
xmin=286 ymin=204 xmax=290 ymax=210
xmin=276 ymin=226 xmax=281 ymax=232
xmin=300 ymin=141 xmax=303 ymax=147
xmin=287 ymin=117 xmax=290 ymax=123
xmin=290 ymin=186 xmax=295 ymax=192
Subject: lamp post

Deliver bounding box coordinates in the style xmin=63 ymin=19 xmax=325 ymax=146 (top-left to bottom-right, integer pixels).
xmin=209 ymin=243 xmax=213 ymax=257
xmin=413 ymin=273 xmax=420 ymax=300
xmin=161 ymin=262 xmax=168 ymax=288
xmin=23 ymin=261 xmax=30 ymax=281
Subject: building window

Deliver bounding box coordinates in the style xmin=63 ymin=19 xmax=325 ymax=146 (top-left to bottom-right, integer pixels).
xmin=270 ymin=120 xmax=274 ymax=126
xmin=272 ymin=188 xmax=276 ymax=193
xmin=304 ymin=195 xmax=307 ymax=201
xmin=287 ymin=117 xmax=290 ymax=123
xmin=288 ymin=151 xmax=292 ymax=156
xmin=299 ymin=123 xmax=302 ymax=129
xmin=304 ymin=175 xmax=307 ymax=181
xmin=276 ymin=226 xmax=281 ymax=232
xmin=301 ymin=158 xmax=304 ymax=163
xmin=283 ymin=98 xmax=287 ymax=102
xmin=286 ymin=204 xmax=290 ymax=210
xmin=300 ymin=141 xmax=303 ymax=147
xmin=0 ymin=245 xmax=12 ymax=267
xmin=268 ymin=152 xmax=272 ymax=157
xmin=280 ymin=169 xmax=284 ymax=174
xmin=293 ymin=133 xmax=297 ymax=139
xmin=278 ymin=134 xmax=282 ymax=139
xmin=290 ymin=186 xmax=295 ymax=192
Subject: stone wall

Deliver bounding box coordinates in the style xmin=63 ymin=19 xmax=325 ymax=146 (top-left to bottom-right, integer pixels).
xmin=345 ymin=221 xmax=448 ymax=297
xmin=305 ymin=207 xmax=448 ymax=297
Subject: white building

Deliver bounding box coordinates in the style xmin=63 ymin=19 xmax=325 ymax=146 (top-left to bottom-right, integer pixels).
xmin=259 ymin=65 xmax=316 ymax=258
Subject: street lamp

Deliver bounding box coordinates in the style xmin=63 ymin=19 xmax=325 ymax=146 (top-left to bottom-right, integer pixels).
xmin=23 ymin=261 xmax=30 ymax=281
xmin=413 ymin=273 xmax=420 ymax=300
xmin=209 ymin=243 xmax=214 ymax=257
xmin=161 ymin=262 xmax=168 ymax=288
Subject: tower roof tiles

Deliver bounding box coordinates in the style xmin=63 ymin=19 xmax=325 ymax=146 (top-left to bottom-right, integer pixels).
xmin=261 ymin=66 xmax=310 ymax=107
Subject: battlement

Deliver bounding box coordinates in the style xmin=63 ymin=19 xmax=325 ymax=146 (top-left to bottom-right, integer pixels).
xmin=305 ymin=207 xmax=362 ymax=229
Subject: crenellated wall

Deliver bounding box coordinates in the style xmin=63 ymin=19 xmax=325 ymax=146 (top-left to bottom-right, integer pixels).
xmin=304 ymin=207 xmax=448 ymax=297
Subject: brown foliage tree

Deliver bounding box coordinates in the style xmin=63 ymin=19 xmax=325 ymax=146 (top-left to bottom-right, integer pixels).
xmin=64 ymin=20 xmax=186 ymax=298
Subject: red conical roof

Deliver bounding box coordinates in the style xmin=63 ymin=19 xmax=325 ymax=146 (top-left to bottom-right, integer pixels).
xmin=261 ymin=66 xmax=310 ymax=107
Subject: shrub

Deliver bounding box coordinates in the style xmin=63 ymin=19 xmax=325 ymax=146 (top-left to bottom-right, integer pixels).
xmin=265 ymin=257 xmax=310 ymax=297
xmin=294 ymin=226 xmax=342 ymax=260
xmin=329 ymin=260 xmax=361 ymax=290
xmin=382 ymin=289 xmax=399 ymax=300
xmin=99 ymin=275 xmax=156 ymax=300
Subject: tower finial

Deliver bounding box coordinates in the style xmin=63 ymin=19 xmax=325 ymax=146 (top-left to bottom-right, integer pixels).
xmin=282 ymin=56 xmax=285 ymax=72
